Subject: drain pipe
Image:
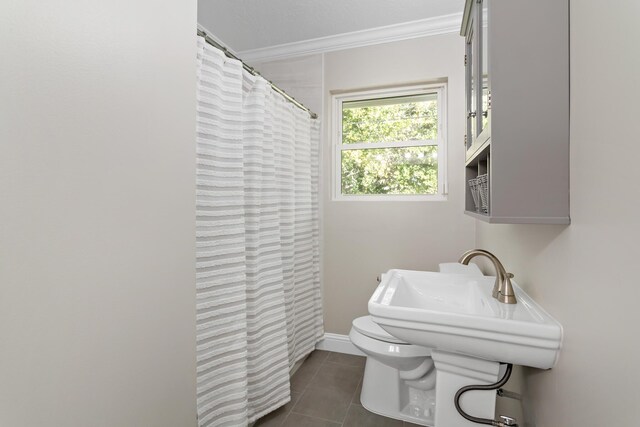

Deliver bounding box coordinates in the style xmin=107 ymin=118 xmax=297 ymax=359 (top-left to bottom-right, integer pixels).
xmin=454 ymin=363 xmax=518 ymax=427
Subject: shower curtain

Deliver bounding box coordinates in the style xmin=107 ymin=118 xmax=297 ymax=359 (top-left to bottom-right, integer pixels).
xmin=195 ymin=37 xmax=323 ymax=427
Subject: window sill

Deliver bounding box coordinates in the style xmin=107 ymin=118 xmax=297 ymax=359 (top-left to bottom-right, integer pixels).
xmin=332 ymin=194 xmax=448 ymax=202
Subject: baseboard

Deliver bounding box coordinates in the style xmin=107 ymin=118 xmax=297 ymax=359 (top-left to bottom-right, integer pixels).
xmin=315 ymin=333 xmax=365 ymax=356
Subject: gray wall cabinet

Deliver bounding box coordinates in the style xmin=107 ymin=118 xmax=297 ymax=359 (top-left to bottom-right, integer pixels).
xmin=461 ymin=0 xmax=570 ymax=224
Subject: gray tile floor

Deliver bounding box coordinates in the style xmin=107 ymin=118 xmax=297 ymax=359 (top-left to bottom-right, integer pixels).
xmin=255 ymin=350 xmax=421 ymax=427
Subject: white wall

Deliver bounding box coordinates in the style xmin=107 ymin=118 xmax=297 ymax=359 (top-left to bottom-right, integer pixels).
xmin=476 ymin=1 xmax=640 ymax=425
xmin=0 ymin=1 xmax=197 ymax=426
xmin=322 ymin=34 xmax=474 ymax=334
xmin=252 ymin=54 xmax=324 ymax=116
xmin=254 ymin=35 xmax=475 ymax=335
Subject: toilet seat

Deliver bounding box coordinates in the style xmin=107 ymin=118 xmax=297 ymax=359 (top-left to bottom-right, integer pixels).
xmin=352 ymin=316 xmax=408 ymax=344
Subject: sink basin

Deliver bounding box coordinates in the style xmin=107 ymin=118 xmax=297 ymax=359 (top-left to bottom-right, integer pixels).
xmin=368 ymin=268 xmax=563 ymax=369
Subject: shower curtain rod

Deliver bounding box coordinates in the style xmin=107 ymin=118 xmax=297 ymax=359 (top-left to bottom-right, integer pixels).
xmin=197 ymin=29 xmax=318 ymax=120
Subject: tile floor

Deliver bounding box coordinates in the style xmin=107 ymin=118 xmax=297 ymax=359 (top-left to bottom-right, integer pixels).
xmin=255 ymin=350 xmax=421 ymax=427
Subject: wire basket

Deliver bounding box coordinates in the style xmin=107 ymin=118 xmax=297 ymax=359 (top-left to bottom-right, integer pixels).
xmin=468 ymin=178 xmax=481 ymax=212
xmin=468 ymin=174 xmax=489 ymax=214
xmin=477 ymin=174 xmax=489 ymax=213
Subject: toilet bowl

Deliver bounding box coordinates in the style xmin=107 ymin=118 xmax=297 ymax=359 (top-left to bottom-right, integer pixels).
xmin=349 ymin=316 xmax=436 ymax=426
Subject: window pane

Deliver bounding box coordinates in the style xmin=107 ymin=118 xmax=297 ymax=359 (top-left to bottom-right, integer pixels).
xmin=342 ymin=94 xmax=438 ymax=144
xmin=341 ymin=146 xmax=438 ymax=195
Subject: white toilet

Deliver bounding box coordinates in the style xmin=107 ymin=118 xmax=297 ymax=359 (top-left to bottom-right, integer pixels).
xmin=349 ymin=315 xmax=436 ymax=426
xmin=349 ymin=264 xmax=487 ymax=426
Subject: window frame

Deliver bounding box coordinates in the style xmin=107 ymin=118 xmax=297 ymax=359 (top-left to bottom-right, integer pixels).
xmin=332 ymin=83 xmax=448 ymax=202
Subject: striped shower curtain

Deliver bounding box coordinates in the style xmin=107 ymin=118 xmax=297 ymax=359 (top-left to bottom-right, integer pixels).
xmin=194 ymin=37 xmax=323 ymax=427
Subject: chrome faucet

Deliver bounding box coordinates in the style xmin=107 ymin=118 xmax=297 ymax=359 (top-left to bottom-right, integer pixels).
xmin=458 ymin=249 xmax=517 ymax=304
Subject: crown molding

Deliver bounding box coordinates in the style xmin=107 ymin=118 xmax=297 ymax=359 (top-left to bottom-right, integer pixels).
xmin=237 ymin=13 xmax=462 ymax=63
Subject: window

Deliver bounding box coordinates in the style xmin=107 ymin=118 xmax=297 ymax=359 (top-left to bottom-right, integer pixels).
xmin=333 ymin=84 xmax=447 ymax=201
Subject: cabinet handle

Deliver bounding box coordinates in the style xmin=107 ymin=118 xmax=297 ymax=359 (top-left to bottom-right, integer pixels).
xmin=467 ymin=111 xmax=477 ymax=119
xmin=482 ymin=111 xmax=488 ymax=118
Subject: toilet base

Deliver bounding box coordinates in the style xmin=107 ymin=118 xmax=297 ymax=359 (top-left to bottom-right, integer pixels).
xmin=350 ymin=316 xmax=503 ymax=426
xmin=360 ymin=357 xmax=435 ymax=426
xmin=431 ymin=350 xmax=501 ymax=427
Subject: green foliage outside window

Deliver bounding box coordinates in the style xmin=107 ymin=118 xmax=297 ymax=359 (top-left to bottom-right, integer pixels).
xmin=341 ymin=97 xmax=439 ymax=195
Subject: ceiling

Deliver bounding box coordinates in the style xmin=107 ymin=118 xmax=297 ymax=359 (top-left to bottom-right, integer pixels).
xmin=197 ymin=0 xmax=464 ymax=52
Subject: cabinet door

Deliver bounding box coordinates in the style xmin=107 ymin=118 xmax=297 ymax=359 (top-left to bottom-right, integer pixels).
xmin=465 ymin=9 xmax=477 ymax=150
xmin=478 ymin=0 xmax=490 ymax=138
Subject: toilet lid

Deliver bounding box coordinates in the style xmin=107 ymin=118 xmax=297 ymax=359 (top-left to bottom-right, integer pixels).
xmin=352 ymin=316 xmax=408 ymax=344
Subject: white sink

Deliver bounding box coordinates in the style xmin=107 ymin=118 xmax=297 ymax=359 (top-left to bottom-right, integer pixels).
xmin=368 ymin=268 xmax=563 ymax=369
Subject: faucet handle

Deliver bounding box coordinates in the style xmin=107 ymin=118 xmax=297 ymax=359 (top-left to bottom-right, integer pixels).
xmin=497 ymin=273 xmax=518 ymax=304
